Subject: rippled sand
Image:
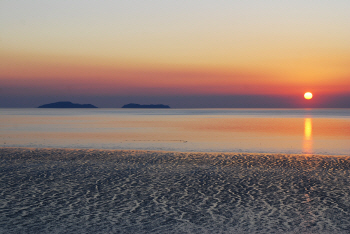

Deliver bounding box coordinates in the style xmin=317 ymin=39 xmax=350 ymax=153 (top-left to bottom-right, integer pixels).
xmin=1 ymin=148 xmax=350 ymax=233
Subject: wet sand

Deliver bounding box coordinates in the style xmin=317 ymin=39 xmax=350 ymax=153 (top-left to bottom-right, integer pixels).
xmin=1 ymin=147 xmax=350 ymax=233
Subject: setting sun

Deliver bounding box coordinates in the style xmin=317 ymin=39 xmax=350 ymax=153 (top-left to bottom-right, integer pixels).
xmin=304 ymin=92 xmax=313 ymax=100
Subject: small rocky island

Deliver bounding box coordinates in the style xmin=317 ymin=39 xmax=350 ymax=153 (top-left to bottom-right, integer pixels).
xmin=38 ymin=101 xmax=98 ymax=108
xmin=122 ymin=103 xmax=170 ymax=108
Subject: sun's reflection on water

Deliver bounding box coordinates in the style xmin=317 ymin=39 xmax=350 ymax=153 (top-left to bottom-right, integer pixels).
xmin=303 ymin=118 xmax=313 ymax=154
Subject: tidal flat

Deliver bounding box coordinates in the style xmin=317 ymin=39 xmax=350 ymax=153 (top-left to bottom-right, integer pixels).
xmin=1 ymin=148 xmax=350 ymax=233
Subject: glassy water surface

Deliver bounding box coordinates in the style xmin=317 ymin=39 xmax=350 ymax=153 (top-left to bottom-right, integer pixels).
xmin=1 ymin=108 xmax=349 ymax=155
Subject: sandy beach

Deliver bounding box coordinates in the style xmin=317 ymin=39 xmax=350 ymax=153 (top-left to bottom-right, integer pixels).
xmin=1 ymin=147 xmax=350 ymax=233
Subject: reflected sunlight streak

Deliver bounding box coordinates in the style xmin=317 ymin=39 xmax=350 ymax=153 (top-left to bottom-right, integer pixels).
xmin=303 ymin=118 xmax=313 ymax=154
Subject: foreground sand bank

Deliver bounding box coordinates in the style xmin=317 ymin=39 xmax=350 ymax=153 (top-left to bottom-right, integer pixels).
xmin=1 ymin=147 xmax=350 ymax=233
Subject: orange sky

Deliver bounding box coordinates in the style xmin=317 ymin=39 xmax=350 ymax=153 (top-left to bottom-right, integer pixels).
xmin=2 ymin=50 xmax=349 ymax=96
xmin=1 ymin=1 xmax=350 ymax=107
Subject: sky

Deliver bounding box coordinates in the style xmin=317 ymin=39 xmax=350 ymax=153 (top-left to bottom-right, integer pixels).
xmin=1 ymin=0 xmax=350 ymax=108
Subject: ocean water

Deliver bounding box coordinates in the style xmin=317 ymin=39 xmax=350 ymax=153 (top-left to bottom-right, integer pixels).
xmin=0 ymin=108 xmax=349 ymax=155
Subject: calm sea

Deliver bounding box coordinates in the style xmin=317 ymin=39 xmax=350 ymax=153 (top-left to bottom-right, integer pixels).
xmin=1 ymin=108 xmax=349 ymax=155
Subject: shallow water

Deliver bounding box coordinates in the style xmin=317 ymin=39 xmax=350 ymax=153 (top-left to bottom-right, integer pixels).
xmin=1 ymin=148 xmax=350 ymax=233
xmin=0 ymin=108 xmax=349 ymax=155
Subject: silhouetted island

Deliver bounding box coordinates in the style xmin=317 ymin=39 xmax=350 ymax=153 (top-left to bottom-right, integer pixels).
xmin=38 ymin=101 xmax=98 ymax=108
xmin=122 ymin=103 xmax=170 ymax=108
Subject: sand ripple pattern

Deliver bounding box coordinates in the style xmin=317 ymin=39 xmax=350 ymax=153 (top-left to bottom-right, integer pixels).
xmin=1 ymin=148 xmax=350 ymax=233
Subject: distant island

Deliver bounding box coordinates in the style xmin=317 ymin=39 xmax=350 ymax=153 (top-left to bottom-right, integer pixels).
xmin=38 ymin=101 xmax=98 ymax=108
xmin=122 ymin=103 xmax=170 ymax=108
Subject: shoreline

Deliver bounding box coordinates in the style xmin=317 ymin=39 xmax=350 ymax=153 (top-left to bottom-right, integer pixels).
xmin=1 ymin=146 xmax=349 ymax=158
xmin=2 ymin=147 xmax=350 ymax=172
